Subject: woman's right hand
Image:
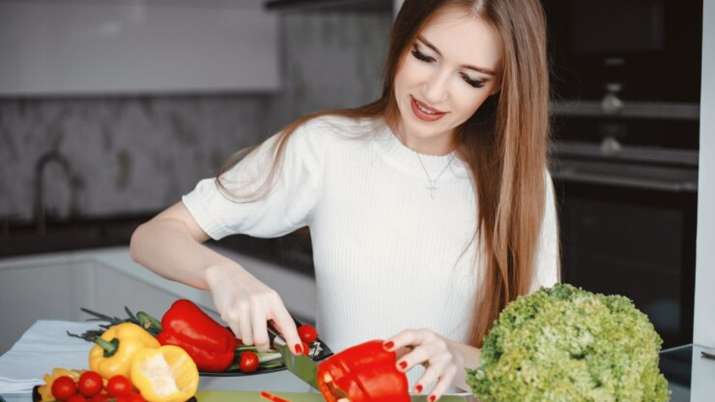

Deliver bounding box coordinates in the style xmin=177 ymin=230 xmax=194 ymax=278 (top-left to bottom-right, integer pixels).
xmin=204 ymin=264 xmax=304 ymax=356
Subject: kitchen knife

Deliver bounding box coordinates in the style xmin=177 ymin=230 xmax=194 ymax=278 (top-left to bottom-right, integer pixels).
xmin=272 ymin=335 xmax=320 ymax=389
xmin=267 ymin=321 xmax=339 ymax=393
xmin=272 ymin=336 xmax=350 ymax=400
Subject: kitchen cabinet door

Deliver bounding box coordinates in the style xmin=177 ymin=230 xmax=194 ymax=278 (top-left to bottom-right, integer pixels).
xmin=0 ymin=259 xmax=92 ymax=354
xmin=0 ymin=0 xmax=279 ymax=96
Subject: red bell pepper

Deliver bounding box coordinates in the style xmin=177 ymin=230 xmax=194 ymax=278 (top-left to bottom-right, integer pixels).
xmin=316 ymin=339 xmax=410 ymax=402
xmin=156 ymin=299 xmax=237 ymax=372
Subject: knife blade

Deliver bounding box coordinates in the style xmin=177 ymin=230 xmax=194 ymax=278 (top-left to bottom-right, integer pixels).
xmin=268 ymin=321 xmax=346 ymax=398
xmin=273 ymin=338 xmax=349 ymax=400
xmin=273 ymin=336 xmax=320 ymax=390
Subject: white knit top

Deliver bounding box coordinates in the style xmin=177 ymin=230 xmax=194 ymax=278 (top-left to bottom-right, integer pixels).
xmin=182 ymin=114 xmax=560 ymax=389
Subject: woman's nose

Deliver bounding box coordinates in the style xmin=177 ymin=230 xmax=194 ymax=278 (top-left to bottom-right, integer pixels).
xmin=422 ymin=69 xmax=449 ymax=105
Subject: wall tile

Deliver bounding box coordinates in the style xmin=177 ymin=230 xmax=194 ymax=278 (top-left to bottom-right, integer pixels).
xmin=0 ymin=11 xmax=391 ymax=222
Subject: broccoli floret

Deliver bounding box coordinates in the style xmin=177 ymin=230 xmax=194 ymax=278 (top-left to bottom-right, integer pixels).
xmin=466 ymin=283 xmax=670 ymax=402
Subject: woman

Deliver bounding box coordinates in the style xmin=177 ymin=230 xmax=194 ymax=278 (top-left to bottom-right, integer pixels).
xmin=129 ymin=0 xmax=560 ymax=399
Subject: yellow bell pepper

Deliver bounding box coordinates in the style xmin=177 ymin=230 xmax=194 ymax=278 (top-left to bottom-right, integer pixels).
xmin=89 ymin=322 xmax=160 ymax=379
xmin=131 ymin=345 xmax=199 ymax=402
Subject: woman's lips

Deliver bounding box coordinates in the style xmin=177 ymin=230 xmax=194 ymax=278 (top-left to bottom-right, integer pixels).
xmin=410 ymin=96 xmax=446 ymax=122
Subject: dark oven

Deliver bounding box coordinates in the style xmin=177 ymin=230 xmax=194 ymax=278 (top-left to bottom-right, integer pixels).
xmin=550 ymin=121 xmax=698 ymax=349
xmin=543 ymin=0 xmax=702 ymax=349
xmin=542 ymin=0 xmax=702 ymax=104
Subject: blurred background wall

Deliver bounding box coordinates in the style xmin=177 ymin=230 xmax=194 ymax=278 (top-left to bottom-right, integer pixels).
xmin=0 ymin=7 xmax=392 ymax=222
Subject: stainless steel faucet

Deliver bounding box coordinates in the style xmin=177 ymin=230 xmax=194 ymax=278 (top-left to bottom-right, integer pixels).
xmin=33 ymin=150 xmax=84 ymax=234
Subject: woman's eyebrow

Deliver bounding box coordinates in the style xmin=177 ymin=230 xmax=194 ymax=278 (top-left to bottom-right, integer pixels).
xmin=416 ymin=35 xmax=496 ymax=76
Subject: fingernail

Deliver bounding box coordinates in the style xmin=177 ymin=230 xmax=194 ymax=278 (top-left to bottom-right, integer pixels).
xmin=429 ymin=395 xmax=436 ymax=402
xmin=415 ymin=384 xmax=423 ymax=393
xmin=383 ymin=341 xmax=394 ymax=350
xmin=295 ymin=343 xmax=303 ymax=354
xmin=398 ymin=361 xmax=407 ymax=370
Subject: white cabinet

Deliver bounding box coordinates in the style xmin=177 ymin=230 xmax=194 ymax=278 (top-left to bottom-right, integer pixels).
xmin=0 ymin=250 xmax=217 ymax=354
xmin=0 ymin=259 xmax=92 ymax=353
xmin=0 ymin=0 xmax=280 ymax=96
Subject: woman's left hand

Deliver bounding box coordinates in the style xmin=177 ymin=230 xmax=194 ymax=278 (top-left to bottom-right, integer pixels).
xmin=382 ymin=328 xmax=462 ymax=402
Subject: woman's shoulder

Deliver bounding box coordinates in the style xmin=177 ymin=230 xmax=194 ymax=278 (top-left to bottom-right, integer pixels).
xmin=273 ymin=114 xmax=381 ymax=164
xmin=295 ymin=113 xmax=383 ymax=140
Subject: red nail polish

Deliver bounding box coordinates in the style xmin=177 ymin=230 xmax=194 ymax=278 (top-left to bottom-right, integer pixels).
xmin=429 ymin=395 xmax=436 ymax=402
xmin=295 ymin=343 xmax=303 ymax=354
xmin=416 ymin=384 xmax=423 ymax=393
xmin=398 ymin=361 xmax=407 ymax=370
xmin=383 ymin=341 xmax=394 ymax=350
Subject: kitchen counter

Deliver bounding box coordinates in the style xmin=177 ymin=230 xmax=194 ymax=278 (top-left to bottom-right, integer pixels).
xmin=0 ymin=320 xmax=314 ymax=402
xmin=0 ymin=320 xmax=710 ymax=402
xmin=0 ymin=321 xmax=474 ymax=402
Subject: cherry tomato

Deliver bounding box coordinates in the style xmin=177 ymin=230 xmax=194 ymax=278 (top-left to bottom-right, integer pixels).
xmin=116 ymin=392 xmax=146 ymax=402
xmin=89 ymin=392 xmax=110 ymax=402
xmin=106 ymin=375 xmax=133 ymax=397
xmin=67 ymin=394 xmax=87 ymax=402
xmin=298 ymin=324 xmax=318 ymax=344
xmin=128 ymin=392 xmax=146 ymax=402
xmin=78 ymin=371 xmax=103 ymax=397
xmin=239 ymin=351 xmax=260 ymax=373
xmin=51 ymin=376 xmax=77 ymax=401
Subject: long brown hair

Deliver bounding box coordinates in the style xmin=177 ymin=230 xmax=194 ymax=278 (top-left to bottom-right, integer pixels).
xmin=218 ymin=0 xmax=554 ymax=348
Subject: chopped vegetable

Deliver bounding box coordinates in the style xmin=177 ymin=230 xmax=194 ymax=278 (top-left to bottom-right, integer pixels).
xmin=130 ymin=344 xmax=199 ymax=402
xmin=259 ymin=391 xmax=292 ymax=402
xmin=316 ymin=339 xmax=410 ymax=402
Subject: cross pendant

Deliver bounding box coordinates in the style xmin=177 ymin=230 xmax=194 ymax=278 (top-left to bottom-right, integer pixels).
xmin=426 ymin=183 xmax=437 ymax=199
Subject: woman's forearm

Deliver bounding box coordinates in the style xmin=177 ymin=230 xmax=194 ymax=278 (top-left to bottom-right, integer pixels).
xmin=129 ymin=218 xmax=248 ymax=290
xmin=446 ymin=339 xmax=481 ymax=392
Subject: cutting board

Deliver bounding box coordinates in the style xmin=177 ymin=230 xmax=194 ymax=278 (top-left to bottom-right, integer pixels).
xmin=197 ymin=390 xmax=473 ymax=402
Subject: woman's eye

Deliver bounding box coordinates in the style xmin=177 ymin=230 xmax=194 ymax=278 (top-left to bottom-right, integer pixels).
xmin=411 ymin=48 xmax=434 ymax=63
xmin=461 ymin=74 xmax=485 ymax=89
xmin=412 ymin=46 xmax=486 ymax=89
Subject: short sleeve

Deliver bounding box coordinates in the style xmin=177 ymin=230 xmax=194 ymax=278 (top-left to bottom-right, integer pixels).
xmin=181 ymin=118 xmax=326 ymax=240
xmin=529 ymin=169 xmax=561 ymax=293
